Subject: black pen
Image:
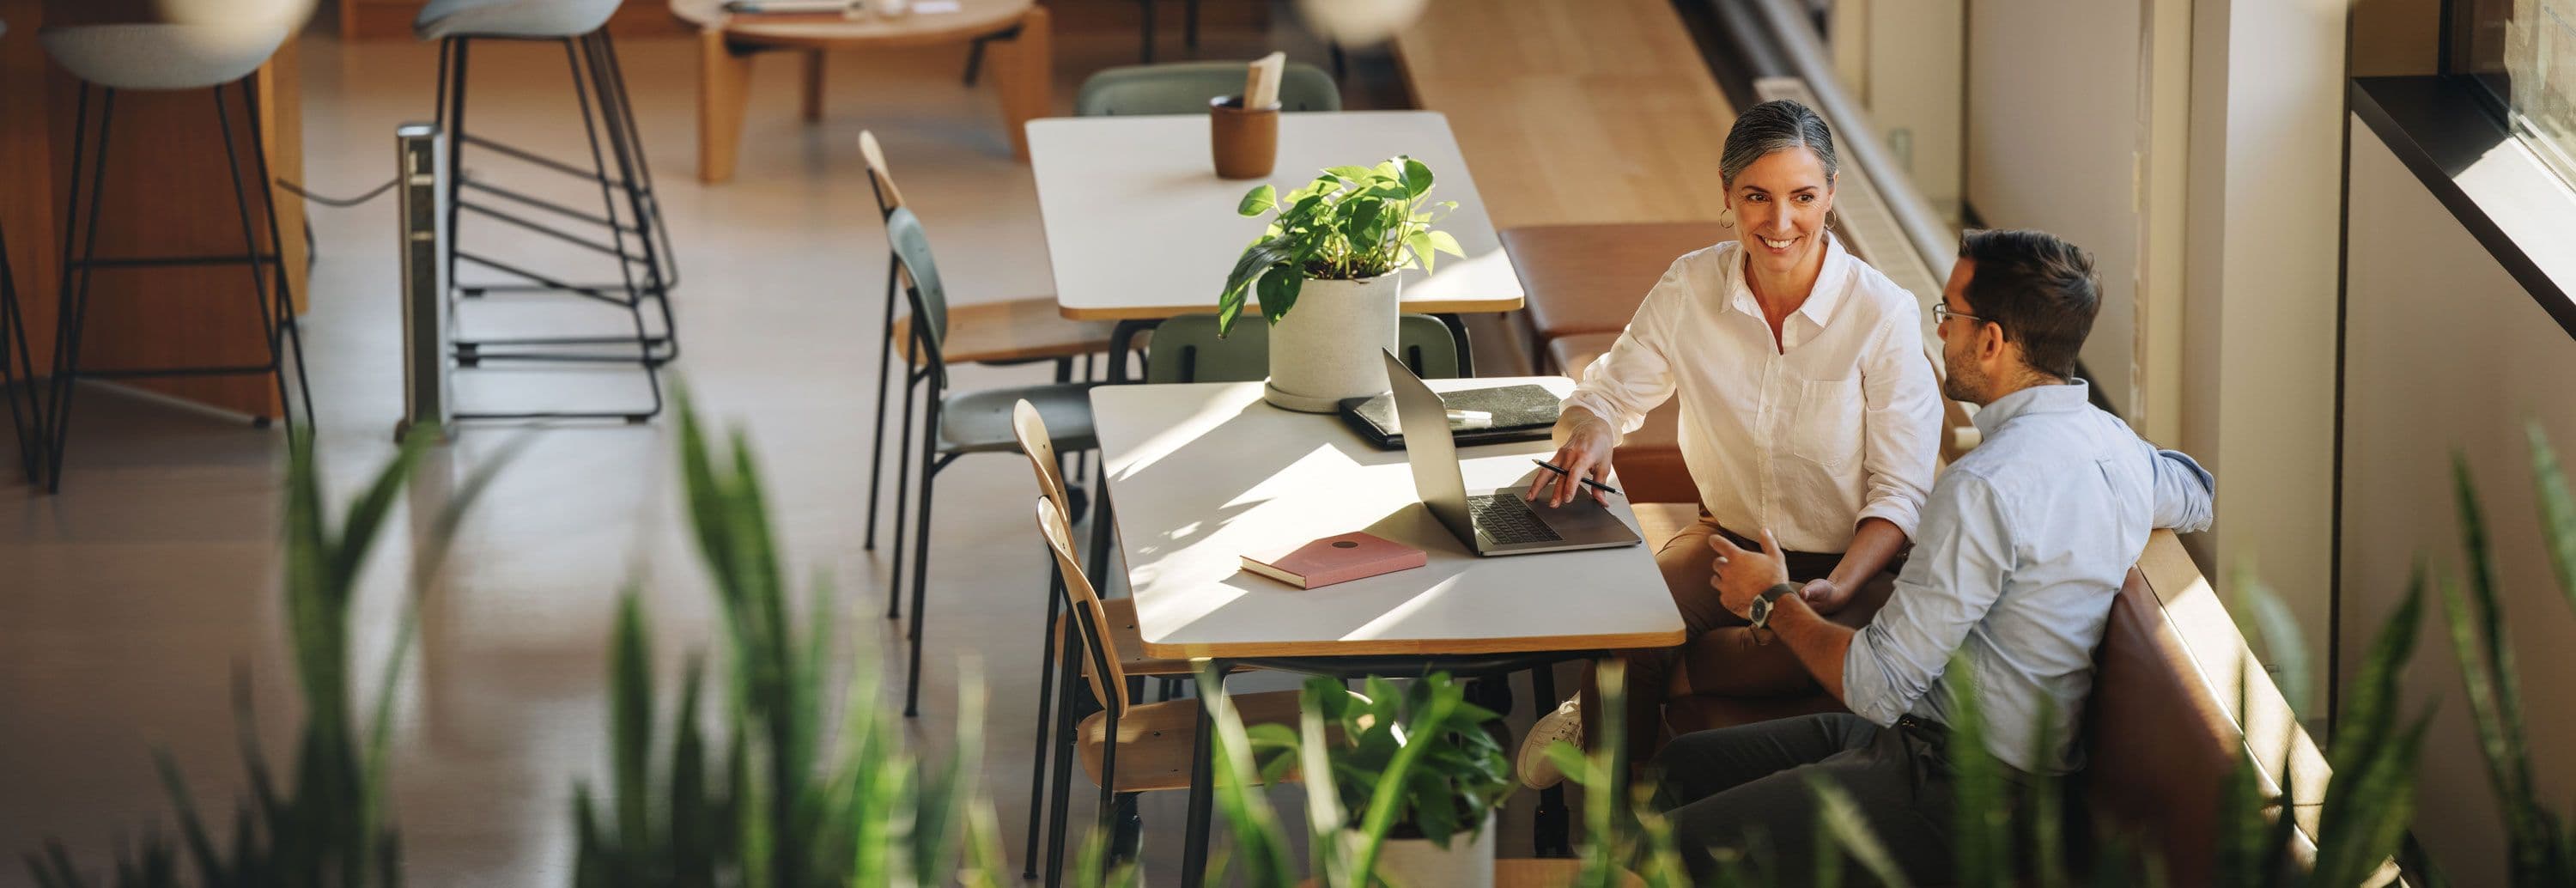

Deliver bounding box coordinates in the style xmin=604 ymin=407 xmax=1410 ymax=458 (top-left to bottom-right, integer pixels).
xmin=1532 ymin=459 xmax=1621 ymax=496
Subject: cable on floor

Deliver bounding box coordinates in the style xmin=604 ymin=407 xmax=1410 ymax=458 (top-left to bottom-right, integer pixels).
xmin=275 ymin=176 xmax=400 ymax=207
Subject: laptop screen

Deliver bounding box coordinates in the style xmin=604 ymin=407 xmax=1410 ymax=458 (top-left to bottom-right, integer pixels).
xmin=1381 ymin=350 xmax=1477 ymax=543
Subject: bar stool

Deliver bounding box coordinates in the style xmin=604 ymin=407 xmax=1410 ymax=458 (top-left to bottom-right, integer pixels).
xmin=421 ymin=0 xmax=680 ymax=422
xmin=1 ymin=19 xmax=40 ymax=486
xmin=37 ymin=2 xmax=317 ymax=492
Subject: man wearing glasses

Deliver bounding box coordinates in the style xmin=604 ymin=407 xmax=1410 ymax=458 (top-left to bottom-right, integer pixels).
xmin=1652 ymin=229 xmax=2217 ymax=883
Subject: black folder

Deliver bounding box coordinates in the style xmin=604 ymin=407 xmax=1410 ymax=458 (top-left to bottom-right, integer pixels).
xmin=1337 ymin=383 xmax=1562 ymax=450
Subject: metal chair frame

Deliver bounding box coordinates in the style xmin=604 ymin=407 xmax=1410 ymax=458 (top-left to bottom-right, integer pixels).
xmin=857 ymin=152 xmax=1097 ymax=558
xmin=433 ymin=29 xmax=677 ymax=423
xmin=1 ymin=217 xmax=39 ymax=485
xmin=40 ymin=78 xmax=315 ymax=492
xmin=881 ymin=207 xmax=1104 ymax=719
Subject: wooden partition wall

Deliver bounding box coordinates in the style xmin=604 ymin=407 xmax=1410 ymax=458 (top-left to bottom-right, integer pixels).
xmin=0 ymin=0 xmax=307 ymax=419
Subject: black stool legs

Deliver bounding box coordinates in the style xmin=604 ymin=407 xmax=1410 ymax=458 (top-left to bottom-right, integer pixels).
xmin=0 ymin=218 xmax=38 ymax=485
xmin=41 ymin=80 xmax=315 ymax=492
xmin=434 ymin=30 xmax=678 ymax=423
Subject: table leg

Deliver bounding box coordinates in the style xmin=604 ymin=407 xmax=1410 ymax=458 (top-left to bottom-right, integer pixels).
xmin=1104 ymin=319 xmax=1157 ymax=384
xmin=1435 ymin=312 xmax=1475 ymax=376
xmin=1179 ymin=659 xmax=1222 ymax=888
xmin=986 ymin=7 xmax=1052 ymax=163
xmin=1530 ymin=661 xmax=1572 ymax=857
xmin=799 ymin=50 xmax=826 ymax=123
xmin=696 ymin=28 xmax=754 ymax=184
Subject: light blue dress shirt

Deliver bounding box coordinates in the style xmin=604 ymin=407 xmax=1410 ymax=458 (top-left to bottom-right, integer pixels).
xmin=1841 ymin=380 xmax=2215 ymax=775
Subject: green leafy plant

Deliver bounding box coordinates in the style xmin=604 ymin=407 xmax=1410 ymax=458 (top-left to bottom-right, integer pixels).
xmin=1217 ymin=156 xmax=1464 ymax=335
xmin=21 ymin=427 xmax=513 ymax=888
xmin=1292 ymin=673 xmax=1510 ymax=849
xmin=2429 ymin=422 xmax=2576 ymax=886
xmin=568 ymin=393 xmax=1025 ymax=887
xmin=1213 ymin=668 xmax=1523 ymax=887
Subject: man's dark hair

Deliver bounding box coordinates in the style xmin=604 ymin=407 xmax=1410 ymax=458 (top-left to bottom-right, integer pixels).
xmin=1955 ymin=229 xmax=2100 ymax=380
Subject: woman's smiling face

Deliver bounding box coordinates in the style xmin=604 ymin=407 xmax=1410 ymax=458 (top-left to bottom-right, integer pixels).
xmin=1728 ymin=147 xmax=1836 ymax=281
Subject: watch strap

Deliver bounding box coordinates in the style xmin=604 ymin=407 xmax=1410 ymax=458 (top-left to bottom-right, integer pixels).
xmin=1750 ymin=582 xmax=1799 ymax=629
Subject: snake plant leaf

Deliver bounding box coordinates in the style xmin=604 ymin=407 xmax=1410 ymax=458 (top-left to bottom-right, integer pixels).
xmin=1299 ymin=688 xmax=1351 ymax=886
xmin=2526 ymin=420 xmax=2576 ymax=619
xmin=1199 ymin=662 xmax=1298 ymax=888
xmin=327 ymin=428 xmax=435 ymax=597
xmin=152 ymin=750 xmax=226 ymax=887
xmin=1810 ymin=775 xmax=1915 ymax=888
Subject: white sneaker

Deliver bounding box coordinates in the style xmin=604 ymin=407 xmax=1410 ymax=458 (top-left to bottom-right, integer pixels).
xmin=1516 ymin=697 xmax=1583 ymax=789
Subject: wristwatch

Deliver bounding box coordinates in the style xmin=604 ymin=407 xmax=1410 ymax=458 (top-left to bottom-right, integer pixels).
xmin=1747 ymin=583 xmax=1799 ymax=630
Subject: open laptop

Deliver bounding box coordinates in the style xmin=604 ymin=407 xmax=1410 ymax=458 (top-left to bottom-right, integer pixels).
xmin=1382 ymin=350 xmax=1642 ymax=557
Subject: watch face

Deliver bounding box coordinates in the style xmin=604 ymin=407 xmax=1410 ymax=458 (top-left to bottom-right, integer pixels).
xmin=1748 ymin=595 xmax=1771 ymax=628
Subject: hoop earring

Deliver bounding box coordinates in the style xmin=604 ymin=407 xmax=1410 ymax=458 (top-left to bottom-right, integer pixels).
xmin=1718 ymin=208 xmax=1736 ymax=228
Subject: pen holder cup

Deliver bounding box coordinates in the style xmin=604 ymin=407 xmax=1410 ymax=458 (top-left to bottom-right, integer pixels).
xmin=1210 ymin=95 xmax=1280 ymax=180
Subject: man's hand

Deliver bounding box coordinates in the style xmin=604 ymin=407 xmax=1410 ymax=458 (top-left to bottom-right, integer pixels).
xmin=1709 ymin=529 xmax=1792 ymax=619
xmin=1801 ymin=578 xmax=1858 ymax=614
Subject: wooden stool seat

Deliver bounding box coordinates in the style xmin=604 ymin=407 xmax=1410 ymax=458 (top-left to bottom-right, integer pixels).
xmin=1076 ymin=689 xmax=1309 ymax=793
xmin=1546 ymin=332 xmax=1697 ymax=504
xmin=895 ymin=296 xmax=1117 ymax=365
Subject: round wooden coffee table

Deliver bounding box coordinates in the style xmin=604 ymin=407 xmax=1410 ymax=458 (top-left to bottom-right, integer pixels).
xmin=668 ymin=0 xmax=1053 ymax=182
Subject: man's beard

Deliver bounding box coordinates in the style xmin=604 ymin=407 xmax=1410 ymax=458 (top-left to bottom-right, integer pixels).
xmin=1941 ymin=352 xmax=1984 ymax=404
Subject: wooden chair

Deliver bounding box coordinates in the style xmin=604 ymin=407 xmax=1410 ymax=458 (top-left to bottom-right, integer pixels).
xmin=858 ymin=130 xmax=1116 ymax=559
xmin=1142 ymin=313 xmax=1461 ymax=383
xmin=1011 ymin=398 xmax=1203 ymax=879
xmin=878 ymin=204 xmax=1100 ymax=720
xmin=1032 ymin=496 xmax=1310 ymax=886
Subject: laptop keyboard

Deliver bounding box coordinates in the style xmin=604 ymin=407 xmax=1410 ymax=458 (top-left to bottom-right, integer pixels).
xmin=1470 ymin=494 xmax=1562 ymax=544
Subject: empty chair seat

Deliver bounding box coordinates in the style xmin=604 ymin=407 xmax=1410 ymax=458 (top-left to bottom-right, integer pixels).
xmin=1075 ymin=60 xmax=1342 ymax=116
xmin=893 ymin=299 xmax=1117 ymax=367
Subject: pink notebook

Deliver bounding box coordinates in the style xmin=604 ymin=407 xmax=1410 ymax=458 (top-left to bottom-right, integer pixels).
xmin=1240 ymin=532 xmax=1426 ymax=589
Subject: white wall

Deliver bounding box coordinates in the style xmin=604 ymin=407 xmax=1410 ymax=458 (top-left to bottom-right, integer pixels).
xmin=2341 ymin=120 xmax=2576 ymax=887
xmin=1963 ymin=0 xmax=2145 ymax=417
xmin=2178 ymin=0 xmax=2346 ymax=659
xmin=1857 ymin=0 xmax=1965 ymax=218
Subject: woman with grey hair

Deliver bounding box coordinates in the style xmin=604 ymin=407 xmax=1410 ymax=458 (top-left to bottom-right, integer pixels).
xmin=1516 ymin=99 xmax=1944 ymax=785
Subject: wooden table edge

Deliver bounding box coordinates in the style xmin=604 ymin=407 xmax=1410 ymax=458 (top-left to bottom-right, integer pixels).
xmin=673 ymin=6 xmax=1036 ymax=51
xmin=1060 ymin=295 xmax=1527 ymax=321
xmin=1137 ymin=628 xmax=1687 ymax=660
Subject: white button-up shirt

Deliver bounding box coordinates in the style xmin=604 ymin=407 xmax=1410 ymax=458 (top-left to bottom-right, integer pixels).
xmin=1561 ymin=235 xmax=1943 ymax=553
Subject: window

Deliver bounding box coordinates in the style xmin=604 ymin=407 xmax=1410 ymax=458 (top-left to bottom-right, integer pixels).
xmin=2457 ymin=0 xmax=2576 ymax=187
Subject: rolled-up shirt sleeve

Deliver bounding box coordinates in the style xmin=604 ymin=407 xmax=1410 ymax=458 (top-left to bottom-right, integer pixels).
xmin=2146 ymin=445 xmax=2216 ymax=532
xmin=1844 ymin=473 xmax=2014 ymax=726
xmin=1560 ymin=259 xmax=1689 ymax=441
xmin=1851 ymin=301 xmax=1944 ymax=538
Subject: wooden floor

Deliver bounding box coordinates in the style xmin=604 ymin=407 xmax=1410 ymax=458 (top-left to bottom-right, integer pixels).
xmin=0 ymin=5 xmax=1647 ymax=885
xmin=1393 ymin=0 xmax=1738 ymax=228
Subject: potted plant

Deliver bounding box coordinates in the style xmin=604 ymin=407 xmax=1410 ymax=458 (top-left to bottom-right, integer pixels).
xmin=1271 ymin=673 xmax=1512 ymax=886
xmin=1218 ymin=156 xmax=1464 ymax=411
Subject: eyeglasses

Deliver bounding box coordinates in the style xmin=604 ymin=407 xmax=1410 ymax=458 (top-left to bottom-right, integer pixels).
xmin=1934 ymin=303 xmax=1995 ymax=328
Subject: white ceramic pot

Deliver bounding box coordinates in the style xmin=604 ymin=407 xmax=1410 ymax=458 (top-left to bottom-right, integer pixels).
xmin=1263 ymin=274 xmax=1401 ymax=412
xmin=1340 ymin=814 xmax=1495 ymax=888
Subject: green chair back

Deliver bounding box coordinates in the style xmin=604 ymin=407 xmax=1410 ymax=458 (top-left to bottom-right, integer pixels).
xmin=1145 ymin=313 xmax=1460 ymax=384
xmin=1074 ymin=61 xmax=1342 ymax=116
xmin=884 ymin=206 xmax=948 ymax=361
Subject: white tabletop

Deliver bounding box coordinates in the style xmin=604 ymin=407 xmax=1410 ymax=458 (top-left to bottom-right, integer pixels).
xmin=1027 ymin=111 xmax=1527 ymax=321
xmin=1091 ymin=379 xmax=1686 ymax=660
